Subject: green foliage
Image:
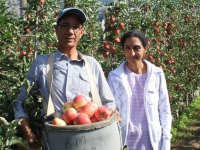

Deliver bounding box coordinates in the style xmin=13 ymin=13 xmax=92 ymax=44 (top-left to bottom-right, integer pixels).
xmin=171 ymin=96 xmax=200 ymax=142
xmin=0 ymin=0 xmax=199 ymax=148
xmin=0 ymin=117 xmax=26 ymax=149
xmin=97 ymin=0 xmax=200 ymax=120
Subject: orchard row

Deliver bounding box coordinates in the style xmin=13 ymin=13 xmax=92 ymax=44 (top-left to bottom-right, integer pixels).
xmin=0 ymin=0 xmax=199 ymax=144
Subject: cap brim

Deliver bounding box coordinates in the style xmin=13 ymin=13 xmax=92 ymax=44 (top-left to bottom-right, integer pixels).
xmin=57 ymin=8 xmax=87 ymax=24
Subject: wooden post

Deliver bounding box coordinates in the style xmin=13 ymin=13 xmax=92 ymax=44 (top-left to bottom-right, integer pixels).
xmin=20 ymin=0 xmax=27 ymax=17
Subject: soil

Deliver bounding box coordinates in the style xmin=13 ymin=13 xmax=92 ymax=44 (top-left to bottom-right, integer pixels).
xmin=171 ymin=113 xmax=200 ymax=150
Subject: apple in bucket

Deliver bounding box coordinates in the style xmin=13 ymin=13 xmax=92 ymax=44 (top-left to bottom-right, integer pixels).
xmin=73 ymin=95 xmax=88 ymax=110
xmin=73 ymin=113 xmax=91 ymax=125
xmin=95 ymin=106 xmax=112 ymax=121
xmin=52 ymin=117 xmax=67 ymax=126
xmin=62 ymin=101 xmax=74 ymax=113
xmin=90 ymin=114 xmax=99 ymax=123
xmin=80 ymin=101 xmax=98 ymax=118
xmin=63 ymin=108 xmax=78 ymax=125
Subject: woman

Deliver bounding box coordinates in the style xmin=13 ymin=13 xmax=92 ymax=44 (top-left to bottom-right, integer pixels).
xmin=107 ymin=30 xmax=172 ymax=150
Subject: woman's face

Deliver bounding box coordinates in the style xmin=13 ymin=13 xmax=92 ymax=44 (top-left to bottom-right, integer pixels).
xmin=123 ymin=36 xmax=147 ymax=64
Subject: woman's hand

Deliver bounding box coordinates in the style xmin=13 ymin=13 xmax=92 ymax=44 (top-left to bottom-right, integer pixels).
xmin=109 ymin=108 xmax=122 ymax=122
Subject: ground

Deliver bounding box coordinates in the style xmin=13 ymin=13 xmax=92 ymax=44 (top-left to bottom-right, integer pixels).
xmin=171 ymin=109 xmax=200 ymax=150
xmin=171 ymin=123 xmax=200 ymax=150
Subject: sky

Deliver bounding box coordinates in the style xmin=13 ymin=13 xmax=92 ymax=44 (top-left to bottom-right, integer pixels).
xmin=6 ymin=0 xmax=115 ymax=19
xmin=98 ymin=0 xmax=115 ymax=20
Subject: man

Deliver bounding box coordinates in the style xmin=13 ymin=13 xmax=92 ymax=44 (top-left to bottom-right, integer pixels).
xmin=13 ymin=8 xmax=116 ymax=149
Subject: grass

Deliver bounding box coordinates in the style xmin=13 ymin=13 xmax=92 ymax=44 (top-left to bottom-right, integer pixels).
xmin=171 ymin=96 xmax=200 ymax=143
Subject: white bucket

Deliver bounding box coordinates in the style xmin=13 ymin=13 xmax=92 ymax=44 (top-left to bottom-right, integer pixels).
xmin=42 ymin=113 xmax=123 ymax=150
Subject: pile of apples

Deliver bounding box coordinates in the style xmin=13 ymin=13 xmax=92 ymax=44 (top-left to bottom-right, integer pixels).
xmin=52 ymin=95 xmax=112 ymax=126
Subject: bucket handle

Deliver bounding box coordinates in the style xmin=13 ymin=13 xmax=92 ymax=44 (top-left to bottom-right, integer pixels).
xmin=42 ymin=129 xmax=51 ymax=150
xmin=117 ymin=121 xmax=123 ymax=150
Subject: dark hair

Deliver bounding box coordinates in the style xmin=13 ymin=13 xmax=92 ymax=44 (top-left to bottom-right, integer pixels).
xmin=120 ymin=30 xmax=148 ymax=48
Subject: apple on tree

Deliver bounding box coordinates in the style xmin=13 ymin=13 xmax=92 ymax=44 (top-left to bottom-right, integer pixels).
xmin=102 ymin=51 xmax=109 ymax=58
xmin=103 ymin=43 xmax=110 ymax=50
xmin=113 ymin=37 xmax=120 ymax=43
xmin=25 ymin=28 xmax=30 ymax=34
xmin=119 ymin=22 xmax=125 ymax=28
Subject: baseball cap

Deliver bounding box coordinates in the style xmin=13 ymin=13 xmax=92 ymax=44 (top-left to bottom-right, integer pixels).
xmin=57 ymin=8 xmax=87 ymax=24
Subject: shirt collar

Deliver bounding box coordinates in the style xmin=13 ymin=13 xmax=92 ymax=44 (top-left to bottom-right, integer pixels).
xmin=54 ymin=49 xmax=85 ymax=63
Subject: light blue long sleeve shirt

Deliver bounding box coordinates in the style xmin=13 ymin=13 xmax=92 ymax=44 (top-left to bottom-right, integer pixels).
xmin=13 ymin=49 xmax=116 ymax=119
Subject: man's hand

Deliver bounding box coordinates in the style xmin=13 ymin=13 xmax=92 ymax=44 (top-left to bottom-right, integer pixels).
xmin=23 ymin=128 xmax=37 ymax=149
xmin=18 ymin=117 xmax=42 ymax=149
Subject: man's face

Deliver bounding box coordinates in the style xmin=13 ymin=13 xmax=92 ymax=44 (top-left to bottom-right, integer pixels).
xmin=55 ymin=13 xmax=84 ymax=49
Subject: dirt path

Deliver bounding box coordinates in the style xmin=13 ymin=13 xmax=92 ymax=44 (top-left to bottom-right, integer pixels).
xmin=171 ymin=123 xmax=200 ymax=150
xmin=171 ymin=110 xmax=200 ymax=150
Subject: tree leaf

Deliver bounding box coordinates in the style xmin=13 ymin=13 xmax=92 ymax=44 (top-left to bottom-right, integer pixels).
xmin=0 ymin=117 xmax=9 ymax=126
xmin=6 ymin=135 xmax=26 ymax=147
xmin=5 ymin=129 xmax=17 ymax=138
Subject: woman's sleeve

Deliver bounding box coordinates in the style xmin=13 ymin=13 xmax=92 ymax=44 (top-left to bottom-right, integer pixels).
xmin=158 ymin=70 xmax=172 ymax=150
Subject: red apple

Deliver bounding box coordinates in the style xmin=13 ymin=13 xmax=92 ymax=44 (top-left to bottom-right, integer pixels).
xmin=157 ymin=13 xmax=162 ymax=17
xmin=52 ymin=117 xmax=67 ymax=126
xmin=152 ymin=38 xmax=158 ymax=43
xmin=113 ymin=37 xmax=120 ymax=43
xmin=95 ymin=106 xmax=112 ymax=121
xmin=20 ymin=51 xmax=27 ymax=56
xmin=90 ymin=114 xmax=99 ymax=123
xmin=110 ymin=17 xmax=115 ymax=23
xmin=62 ymin=101 xmax=74 ymax=113
xmin=106 ymin=23 xmax=113 ymax=27
xmin=163 ymin=22 xmax=168 ymax=27
xmin=154 ymin=28 xmax=160 ymax=34
xmin=144 ymin=7 xmax=148 ymax=12
xmin=153 ymin=22 xmax=159 ymax=27
xmin=73 ymin=113 xmax=91 ymax=125
xmin=27 ymin=46 xmax=33 ymax=51
xmin=63 ymin=108 xmax=78 ymax=125
xmin=109 ymin=46 xmax=116 ymax=53
xmin=73 ymin=95 xmax=88 ymax=110
xmin=102 ymin=51 xmax=109 ymax=58
xmin=87 ymin=101 xmax=98 ymax=111
xmin=54 ymin=9 xmax=59 ymax=14
xmin=148 ymin=55 xmax=153 ymax=61
xmin=162 ymin=53 xmax=167 ymax=57
xmin=25 ymin=28 xmax=30 ymax=34
xmin=80 ymin=102 xmax=98 ymax=118
xmin=40 ymin=0 xmax=45 ymax=4
xmin=113 ymin=29 xmax=120 ymax=34
xmin=119 ymin=22 xmax=125 ymax=28
xmin=103 ymin=43 xmax=110 ymax=50
xmin=27 ymin=14 xmax=31 ymax=19
xmin=42 ymin=15 xmax=46 ymax=19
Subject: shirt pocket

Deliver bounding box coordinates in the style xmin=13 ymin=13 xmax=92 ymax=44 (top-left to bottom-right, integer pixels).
xmin=53 ymin=66 xmax=67 ymax=90
xmin=147 ymin=79 xmax=159 ymax=105
xmin=112 ymin=82 xmax=124 ymax=95
xmin=72 ymin=72 xmax=90 ymax=95
xmin=149 ymin=122 xmax=162 ymax=143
